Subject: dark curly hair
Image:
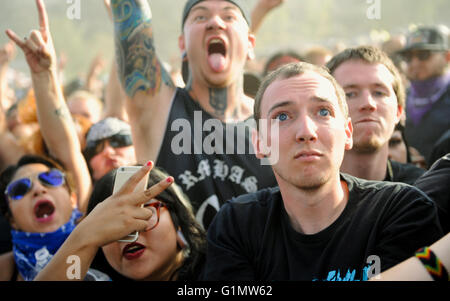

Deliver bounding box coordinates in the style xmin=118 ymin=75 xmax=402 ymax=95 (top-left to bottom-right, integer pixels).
xmin=87 ymin=166 xmax=206 ymax=281
xmin=0 ymin=155 xmax=71 ymax=222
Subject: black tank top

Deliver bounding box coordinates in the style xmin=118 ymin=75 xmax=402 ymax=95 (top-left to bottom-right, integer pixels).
xmin=156 ymin=88 xmax=277 ymax=229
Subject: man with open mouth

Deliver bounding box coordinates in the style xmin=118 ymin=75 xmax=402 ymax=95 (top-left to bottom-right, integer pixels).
xmin=111 ymin=0 xmax=278 ymax=229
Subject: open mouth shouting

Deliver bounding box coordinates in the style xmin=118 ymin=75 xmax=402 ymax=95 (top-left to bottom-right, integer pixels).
xmin=34 ymin=200 xmax=56 ymax=223
xmin=207 ymin=37 xmax=227 ymax=72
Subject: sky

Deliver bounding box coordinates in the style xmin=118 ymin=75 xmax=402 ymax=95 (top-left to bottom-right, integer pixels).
xmin=0 ymin=0 xmax=448 ymax=81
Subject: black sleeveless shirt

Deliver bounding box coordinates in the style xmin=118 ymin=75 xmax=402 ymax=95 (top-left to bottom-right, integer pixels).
xmin=156 ymin=88 xmax=277 ymax=229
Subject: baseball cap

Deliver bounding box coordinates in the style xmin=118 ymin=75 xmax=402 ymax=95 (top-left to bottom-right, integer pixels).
xmin=181 ymin=0 xmax=251 ymax=30
xmin=83 ymin=117 xmax=133 ymax=162
xmin=399 ymin=25 xmax=449 ymax=53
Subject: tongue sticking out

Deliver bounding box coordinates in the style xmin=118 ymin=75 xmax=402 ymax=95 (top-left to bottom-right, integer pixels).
xmin=208 ymin=53 xmax=226 ymax=72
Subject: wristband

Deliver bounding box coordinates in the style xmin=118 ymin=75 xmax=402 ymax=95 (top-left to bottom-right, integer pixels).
xmin=415 ymin=246 xmax=449 ymax=281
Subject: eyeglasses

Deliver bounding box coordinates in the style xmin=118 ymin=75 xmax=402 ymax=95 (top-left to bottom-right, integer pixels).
xmin=143 ymin=200 xmax=166 ymax=231
xmin=84 ymin=134 xmax=133 ymax=159
xmin=401 ymin=50 xmax=436 ymax=62
xmin=5 ymin=169 xmax=66 ymax=201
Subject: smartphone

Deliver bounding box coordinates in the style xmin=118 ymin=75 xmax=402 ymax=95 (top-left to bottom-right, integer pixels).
xmin=113 ymin=166 xmax=149 ymax=243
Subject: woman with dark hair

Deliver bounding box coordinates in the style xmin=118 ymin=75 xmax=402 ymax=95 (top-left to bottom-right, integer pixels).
xmin=0 ymin=155 xmax=107 ymax=280
xmin=35 ymin=162 xmax=206 ymax=281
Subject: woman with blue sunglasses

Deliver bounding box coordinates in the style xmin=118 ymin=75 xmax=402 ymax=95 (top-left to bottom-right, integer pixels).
xmin=34 ymin=163 xmax=206 ymax=281
xmin=0 ymin=155 xmax=108 ymax=281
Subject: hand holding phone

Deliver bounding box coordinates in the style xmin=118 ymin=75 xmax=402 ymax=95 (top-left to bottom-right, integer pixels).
xmin=113 ymin=166 xmax=149 ymax=243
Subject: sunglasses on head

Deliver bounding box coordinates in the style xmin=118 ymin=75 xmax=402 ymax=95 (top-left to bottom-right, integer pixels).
xmin=401 ymin=50 xmax=436 ymax=62
xmin=5 ymin=169 xmax=66 ymax=201
xmin=84 ymin=134 xmax=133 ymax=159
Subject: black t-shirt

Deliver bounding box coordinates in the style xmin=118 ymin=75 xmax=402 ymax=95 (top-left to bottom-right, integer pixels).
xmin=384 ymin=159 xmax=425 ymax=185
xmin=429 ymin=129 xmax=450 ymax=167
xmin=414 ymin=154 xmax=450 ymax=234
xmin=156 ymin=88 xmax=277 ymax=229
xmin=202 ymin=173 xmax=443 ymax=281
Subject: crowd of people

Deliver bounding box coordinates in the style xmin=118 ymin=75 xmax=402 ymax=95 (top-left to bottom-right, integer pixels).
xmin=0 ymin=0 xmax=448 ymax=282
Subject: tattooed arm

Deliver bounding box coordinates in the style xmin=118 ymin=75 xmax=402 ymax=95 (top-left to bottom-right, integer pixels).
xmin=112 ymin=0 xmax=176 ymax=163
xmin=6 ymin=0 xmax=91 ymax=213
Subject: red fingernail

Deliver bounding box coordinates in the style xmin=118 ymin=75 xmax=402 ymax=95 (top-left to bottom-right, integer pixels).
xmin=146 ymin=161 xmax=153 ymax=167
xmin=166 ymin=177 xmax=173 ymax=183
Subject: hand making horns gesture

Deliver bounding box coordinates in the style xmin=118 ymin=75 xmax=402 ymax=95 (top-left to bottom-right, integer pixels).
xmin=5 ymin=0 xmax=56 ymax=74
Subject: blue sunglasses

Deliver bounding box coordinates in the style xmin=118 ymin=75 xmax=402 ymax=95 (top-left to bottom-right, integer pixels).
xmin=5 ymin=169 xmax=66 ymax=201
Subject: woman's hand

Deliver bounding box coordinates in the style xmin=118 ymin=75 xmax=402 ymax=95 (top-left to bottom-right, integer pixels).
xmin=78 ymin=162 xmax=174 ymax=248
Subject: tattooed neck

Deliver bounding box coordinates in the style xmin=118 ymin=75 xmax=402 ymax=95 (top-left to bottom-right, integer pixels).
xmin=209 ymin=87 xmax=227 ymax=118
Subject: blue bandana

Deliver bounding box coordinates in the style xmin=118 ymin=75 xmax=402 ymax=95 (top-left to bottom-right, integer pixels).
xmin=11 ymin=209 xmax=82 ymax=281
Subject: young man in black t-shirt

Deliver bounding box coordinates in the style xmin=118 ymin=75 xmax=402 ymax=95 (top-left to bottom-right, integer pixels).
xmin=201 ymin=62 xmax=443 ymax=281
xmin=326 ymin=46 xmax=425 ymax=184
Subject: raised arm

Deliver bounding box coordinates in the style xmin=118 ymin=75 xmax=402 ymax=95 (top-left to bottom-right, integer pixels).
xmin=111 ymin=0 xmax=176 ymax=163
xmin=84 ymin=54 xmax=106 ymax=99
xmin=0 ymin=41 xmax=26 ymax=169
xmin=102 ymin=0 xmax=129 ymax=122
xmin=103 ymin=60 xmax=129 ymax=121
xmin=5 ymin=0 xmax=91 ymax=213
xmin=250 ymin=0 xmax=286 ymax=34
xmin=0 ymin=41 xmax=15 ymax=110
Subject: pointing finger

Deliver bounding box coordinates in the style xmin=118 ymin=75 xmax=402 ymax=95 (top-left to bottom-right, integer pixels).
xmin=36 ymin=0 xmax=50 ymax=40
xmin=135 ymin=176 xmax=174 ymax=206
xmin=5 ymin=29 xmax=26 ymax=50
xmin=117 ymin=161 xmax=154 ymax=195
xmin=122 ymin=176 xmax=174 ymax=207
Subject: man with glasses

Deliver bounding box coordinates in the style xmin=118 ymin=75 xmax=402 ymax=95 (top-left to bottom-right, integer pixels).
xmin=398 ymin=25 xmax=450 ymax=167
xmin=83 ymin=117 xmax=136 ymax=182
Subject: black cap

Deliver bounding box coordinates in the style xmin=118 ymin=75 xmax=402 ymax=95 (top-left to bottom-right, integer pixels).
xmin=399 ymin=25 xmax=449 ymax=53
xmin=181 ymin=0 xmax=251 ymax=30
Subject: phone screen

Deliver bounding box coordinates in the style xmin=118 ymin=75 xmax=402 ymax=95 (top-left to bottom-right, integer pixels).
xmin=113 ymin=166 xmax=149 ymax=243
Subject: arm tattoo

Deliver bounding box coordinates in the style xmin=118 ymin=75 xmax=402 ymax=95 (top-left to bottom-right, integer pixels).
xmin=111 ymin=0 xmax=174 ymax=98
xmin=209 ymin=87 xmax=228 ymax=117
xmin=54 ymin=105 xmax=71 ymax=121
